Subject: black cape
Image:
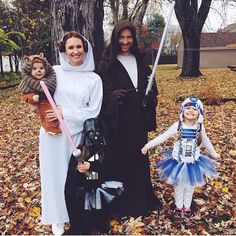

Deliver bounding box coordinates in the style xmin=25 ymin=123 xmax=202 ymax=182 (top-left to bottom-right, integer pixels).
xmin=99 ymin=56 xmax=161 ymax=216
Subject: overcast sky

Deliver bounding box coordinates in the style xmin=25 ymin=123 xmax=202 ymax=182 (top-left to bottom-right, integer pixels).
xmin=205 ymin=2 xmax=236 ymax=31
xmin=160 ymin=1 xmax=236 ymax=32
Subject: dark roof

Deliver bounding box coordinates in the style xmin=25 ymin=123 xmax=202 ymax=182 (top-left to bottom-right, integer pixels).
xmin=200 ymin=32 xmax=236 ymax=47
xmin=218 ymin=23 xmax=236 ymax=33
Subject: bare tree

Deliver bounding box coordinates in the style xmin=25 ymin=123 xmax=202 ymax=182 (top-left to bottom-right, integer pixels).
xmin=51 ymin=0 xmax=104 ymax=66
xmin=106 ymin=0 xmax=150 ymax=46
xmin=109 ymin=0 xmax=119 ymax=24
xmin=131 ymin=0 xmax=150 ymax=46
xmin=122 ymin=0 xmax=129 ymax=19
xmin=175 ymin=0 xmax=212 ymax=77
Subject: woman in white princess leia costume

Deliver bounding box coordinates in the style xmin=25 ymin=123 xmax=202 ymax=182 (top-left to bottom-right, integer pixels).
xmin=39 ymin=31 xmax=102 ymax=234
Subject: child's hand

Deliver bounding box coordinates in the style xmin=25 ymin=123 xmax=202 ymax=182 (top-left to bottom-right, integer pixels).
xmin=33 ymin=95 xmax=39 ymax=102
xmin=141 ymin=146 xmax=148 ymax=155
xmin=28 ymin=104 xmax=38 ymax=113
xmin=77 ymin=162 xmax=90 ymax=173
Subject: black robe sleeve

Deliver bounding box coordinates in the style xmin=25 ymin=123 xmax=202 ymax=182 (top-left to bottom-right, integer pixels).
xmin=99 ymin=67 xmax=120 ymax=134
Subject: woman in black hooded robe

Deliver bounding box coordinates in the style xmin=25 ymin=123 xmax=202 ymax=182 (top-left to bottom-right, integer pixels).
xmin=97 ymin=20 xmax=162 ymax=216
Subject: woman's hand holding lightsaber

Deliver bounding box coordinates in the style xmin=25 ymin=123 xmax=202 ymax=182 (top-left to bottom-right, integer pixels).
xmin=40 ymin=81 xmax=81 ymax=157
xmin=45 ymin=108 xmax=62 ymax=121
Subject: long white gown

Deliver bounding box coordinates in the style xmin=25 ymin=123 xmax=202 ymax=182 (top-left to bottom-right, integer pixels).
xmin=39 ymin=40 xmax=103 ymax=225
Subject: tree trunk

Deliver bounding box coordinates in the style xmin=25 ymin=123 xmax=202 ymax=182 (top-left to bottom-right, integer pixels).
xmin=9 ymin=55 xmax=13 ymax=72
xmin=121 ymin=0 xmax=128 ymax=19
xmin=181 ymin=33 xmax=201 ymax=76
xmin=109 ymin=0 xmax=119 ymax=24
xmin=51 ymin=0 xmax=104 ymax=67
xmin=0 ymin=53 xmax=4 ymax=77
xmin=131 ymin=0 xmax=150 ymax=48
xmin=175 ymin=0 xmax=212 ymax=77
xmin=14 ymin=54 xmax=19 ymax=73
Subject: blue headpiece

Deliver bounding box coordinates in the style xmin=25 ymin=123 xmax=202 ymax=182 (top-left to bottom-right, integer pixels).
xmin=180 ymin=96 xmax=204 ymax=123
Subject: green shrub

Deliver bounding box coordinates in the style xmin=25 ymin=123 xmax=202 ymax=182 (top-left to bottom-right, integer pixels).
xmin=0 ymin=72 xmax=21 ymax=87
xmin=2 ymin=72 xmax=21 ymax=81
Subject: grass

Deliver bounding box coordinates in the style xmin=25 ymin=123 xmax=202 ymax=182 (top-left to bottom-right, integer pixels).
xmin=0 ymin=72 xmax=21 ymax=87
xmin=155 ymin=65 xmax=236 ymax=101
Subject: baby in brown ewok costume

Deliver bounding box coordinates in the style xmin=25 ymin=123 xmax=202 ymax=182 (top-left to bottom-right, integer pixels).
xmin=19 ymin=53 xmax=61 ymax=135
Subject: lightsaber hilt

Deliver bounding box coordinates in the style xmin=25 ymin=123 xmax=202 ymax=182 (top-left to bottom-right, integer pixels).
xmin=143 ymin=75 xmax=154 ymax=107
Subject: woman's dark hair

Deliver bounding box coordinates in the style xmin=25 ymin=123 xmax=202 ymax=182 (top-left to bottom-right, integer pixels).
xmin=57 ymin=31 xmax=88 ymax=53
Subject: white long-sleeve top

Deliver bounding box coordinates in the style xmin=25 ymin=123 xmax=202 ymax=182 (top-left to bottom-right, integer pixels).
xmin=145 ymin=121 xmax=218 ymax=163
xmin=53 ymin=67 xmax=102 ymax=136
xmin=117 ymin=54 xmax=138 ymax=90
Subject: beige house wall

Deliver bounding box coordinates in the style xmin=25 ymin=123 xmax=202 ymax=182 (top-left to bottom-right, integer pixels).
xmin=177 ymin=45 xmax=236 ymax=68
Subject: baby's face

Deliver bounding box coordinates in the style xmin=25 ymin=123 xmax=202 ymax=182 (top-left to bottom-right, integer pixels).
xmin=31 ymin=62 xmax=46 ymax=80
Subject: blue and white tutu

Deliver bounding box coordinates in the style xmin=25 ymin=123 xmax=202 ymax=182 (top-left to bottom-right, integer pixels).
xmin=156 ymin=149 xmax=218 ymax=187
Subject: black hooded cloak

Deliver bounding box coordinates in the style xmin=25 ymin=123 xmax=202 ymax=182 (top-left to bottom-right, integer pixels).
xmin=98 ymin=20 xmax=161 ymax=216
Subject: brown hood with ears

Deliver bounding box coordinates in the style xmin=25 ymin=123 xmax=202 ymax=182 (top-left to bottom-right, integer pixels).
xmin=22 ymin=52 xmax=46 ymax=65
xmin=21 ymin=53 xmax=51 ymax=75
xmin=19 ymin=53 xmax=56 ymax=94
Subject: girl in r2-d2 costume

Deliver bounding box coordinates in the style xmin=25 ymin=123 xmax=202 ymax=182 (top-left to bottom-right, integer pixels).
xmin=65 ymin=118 xmax=124 ymax=235
xmin=141 ymin=96 xmax=220 ymax=219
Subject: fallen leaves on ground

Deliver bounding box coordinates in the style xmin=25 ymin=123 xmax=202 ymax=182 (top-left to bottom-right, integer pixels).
xmin=0 ymin=66 xmax=235 ymax=234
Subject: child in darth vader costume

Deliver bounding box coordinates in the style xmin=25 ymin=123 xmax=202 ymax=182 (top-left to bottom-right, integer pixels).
xmin=65 ymin=118 xmax=124 ymax=234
